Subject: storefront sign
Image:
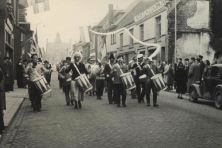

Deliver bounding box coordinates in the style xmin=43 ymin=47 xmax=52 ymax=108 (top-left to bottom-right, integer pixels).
xmin=134 ymin=0 xmax=167 ymax=22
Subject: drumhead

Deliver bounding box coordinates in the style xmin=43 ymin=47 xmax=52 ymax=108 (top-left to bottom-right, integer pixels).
xmin=139 ymin=74 xmax=147 ymax=79
xmin=120 ymin=72 xmax=131 ymax=77
xmin=151 ymin=74 xmax=161 ymax=79
xmin=32 ymin=76 xmax=44 ymax=82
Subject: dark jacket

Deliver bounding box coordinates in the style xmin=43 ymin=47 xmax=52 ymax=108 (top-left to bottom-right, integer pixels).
xmin=133 ymin=62 xmax=145 ymax=79
xmin=0 ymin=67 xmax=6 ymax=110
xmin=65 ymin=62 xmax=88 ymax=80
xmin=103 ymin=63 xmax=113 ymax=81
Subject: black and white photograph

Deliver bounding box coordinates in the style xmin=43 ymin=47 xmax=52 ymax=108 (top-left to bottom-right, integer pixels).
xmin=0 ymin=0 xmax=222 ymax=147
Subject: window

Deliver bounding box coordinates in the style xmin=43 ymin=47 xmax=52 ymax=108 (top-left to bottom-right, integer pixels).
xmin=7 ymin=0 xmax=12 ymax=3
xmin=129 ymin=28 xmax=134 ymax=46
xmin=161 ymin=47 xmax=165 ymax=61
xmin=21 ymin=33 xmax=25 ymax=42
xmin=120 ymin=33 xmax=123 ymax=49
xmin=111 ymin=34 xmax=116 ymax=45
xmin=156 ymin=16 xmax=161 ymax=39
xmin=139 ymin=24 xmax=144 ymax=41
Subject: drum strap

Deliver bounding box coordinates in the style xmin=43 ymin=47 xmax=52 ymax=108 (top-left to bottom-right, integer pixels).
xmin=147 ymin=64 xmax=155 ymax=76
xmin=73 ymin=63 xmax=81 ymax=75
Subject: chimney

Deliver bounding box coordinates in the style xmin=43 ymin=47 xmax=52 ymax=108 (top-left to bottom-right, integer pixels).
xmin=108 ymin=4 xmax=114 ymax=25
xmin=79 ymin=26 xmax=86 ymax=43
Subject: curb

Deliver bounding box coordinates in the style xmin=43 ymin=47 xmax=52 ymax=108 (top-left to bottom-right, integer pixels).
xmin=5 ymin=97 xmax=25 ymax=128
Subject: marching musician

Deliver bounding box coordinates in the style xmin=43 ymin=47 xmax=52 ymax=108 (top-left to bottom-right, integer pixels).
xmin=103 ymin=54 xmax=115 ymax=104
xmin=113 ymin=55 xmax=128 ymax=107
xmin=132 ymin=54 xmax=146 ymax=103
xmin=59 ymin=57 xmax=73 ymax=106
xmin=65 ymin=52 xmax=88 ymax=109
xmin=129 ymin=56 xmax=137 ymax=99
xmin=143 ymin=57 xmax=159 ymax=107
xmin=25 ymin=53 xmax=51 ymax=112
xmin=95 ymin=60 xmax=105 ymax=100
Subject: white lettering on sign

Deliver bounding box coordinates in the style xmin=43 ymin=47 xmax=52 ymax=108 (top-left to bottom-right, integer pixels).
xmin=134 ymin=0 xmax=167 ymax=22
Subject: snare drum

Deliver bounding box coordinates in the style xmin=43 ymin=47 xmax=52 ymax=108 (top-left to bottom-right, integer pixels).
xmin=151 ymin=74 xmax=166 ymax=92
xmin=139 ymin=74 xmax=147 ymax=83
xmin=32 ymin=76 xmax=52 ymax=95
xmin=75 ymin=74 xmax=93 ymax=93
xmin=120 ymin=72 xmax=136 ymax=90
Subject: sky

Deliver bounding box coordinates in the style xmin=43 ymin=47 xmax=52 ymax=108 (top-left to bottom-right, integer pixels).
xmin=26 ymin=0 xmax=137 ymax=47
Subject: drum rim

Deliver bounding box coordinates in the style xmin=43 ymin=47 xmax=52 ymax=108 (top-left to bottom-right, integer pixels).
xmin=42 ymin=89 xmax=52 ymax=95
xmin=151 ymin=73 xmax=162 ymax=79
xmin=139 ymin=74 xmax=147 ymax=79
xmin=120 ymin=72 xmax=131 ymax=77
xmin=32 ymin=76 xmax=44 ymax=82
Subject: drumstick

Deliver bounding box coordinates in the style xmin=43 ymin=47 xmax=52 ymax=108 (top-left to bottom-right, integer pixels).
xmin=147 ymin=64 xmax=155 ymax=76
xmin=117 ymin=63 xmax=124 ymax=75
xmin=73 ymin=63 xmax=81 ymax=75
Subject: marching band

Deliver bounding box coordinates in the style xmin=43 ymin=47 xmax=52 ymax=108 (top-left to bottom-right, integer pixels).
xmin=21 ymin=51 xmax=164 ymax=112
xmin=56 ymin=51 xmax=164 ymax=110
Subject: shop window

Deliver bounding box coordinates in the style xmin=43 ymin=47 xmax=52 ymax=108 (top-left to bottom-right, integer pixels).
xmin=111 ymin=34 xmax=116 ymax=45
xmin=161 ymin=47 xmax=165 ymax=61
xmin=120 ymin=33 xmax=123 ymax=49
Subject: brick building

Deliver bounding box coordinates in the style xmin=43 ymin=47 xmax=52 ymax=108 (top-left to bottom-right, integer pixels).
xmin=0 ymin=0 xmax=17 ymax=64
xmin=92 ymin=0 xmax=215 ymax=63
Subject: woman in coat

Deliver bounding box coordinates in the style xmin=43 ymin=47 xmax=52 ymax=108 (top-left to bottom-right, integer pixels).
xmin=175 ymin=58 xmax=187 ymax=99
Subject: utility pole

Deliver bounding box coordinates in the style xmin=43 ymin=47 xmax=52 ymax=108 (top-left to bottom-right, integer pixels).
xmin=174 ymin=0 xmax=177 ymax=62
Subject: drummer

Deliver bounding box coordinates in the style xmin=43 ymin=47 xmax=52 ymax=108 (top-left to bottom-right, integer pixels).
xmin=132 ymin=54 xmax=146 ymax=103
xmin=143 ymin=57 xmax=159 ymax=107
xmin=59 ymin=57 xmax=73 ymax=106
xmin=25 ymin=53 xmax=51 ymax=112
xmin=113 ymin=55 xmax=128 ymax=107
xmin=65 ymin=52 xmax=88 ymax=109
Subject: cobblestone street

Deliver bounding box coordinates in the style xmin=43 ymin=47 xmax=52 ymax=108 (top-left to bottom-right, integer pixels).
xmin=1 ymin=73 xmax=222 ymax=148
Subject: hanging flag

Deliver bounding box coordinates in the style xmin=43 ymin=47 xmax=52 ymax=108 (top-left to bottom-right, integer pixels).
xmin=0 ymin=0 xmax=6 ymax=10
xmin=31 ymin=0 xmax=50 ymax=14
xmin=98 ymin=35 xmax=107 ymax=60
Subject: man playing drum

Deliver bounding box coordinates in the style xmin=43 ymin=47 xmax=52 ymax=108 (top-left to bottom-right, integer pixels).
xmin=59 ymin=57 xmax=73 ymax=106
xmin=132 ymin=54 xmax=146 ymax=103
xmin=113 ymin=55 xmax=128 ymax=107
xmin=65 ymin=52 xmax=88 ymax=109
xmin=143 ymin=57 xmax=159 ymax=107
xmin=25 ymin=53 xmax=51 ymax=112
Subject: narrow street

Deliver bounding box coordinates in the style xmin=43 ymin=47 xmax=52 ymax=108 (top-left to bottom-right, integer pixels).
xmin=0 ymin=72 xmax=222 ymax=148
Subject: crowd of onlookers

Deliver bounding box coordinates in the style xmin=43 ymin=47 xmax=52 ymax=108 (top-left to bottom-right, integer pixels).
xmin=159 ymin=55 xmax=210 ymax=98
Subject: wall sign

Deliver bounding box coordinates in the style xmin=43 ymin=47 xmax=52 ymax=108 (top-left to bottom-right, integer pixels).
xmin=134 ymin=0 xmax=167 ymax=22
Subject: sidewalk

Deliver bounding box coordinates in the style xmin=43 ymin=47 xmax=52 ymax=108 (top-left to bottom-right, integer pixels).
xmin=4 ymin=88 xmax=27 ymax=127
